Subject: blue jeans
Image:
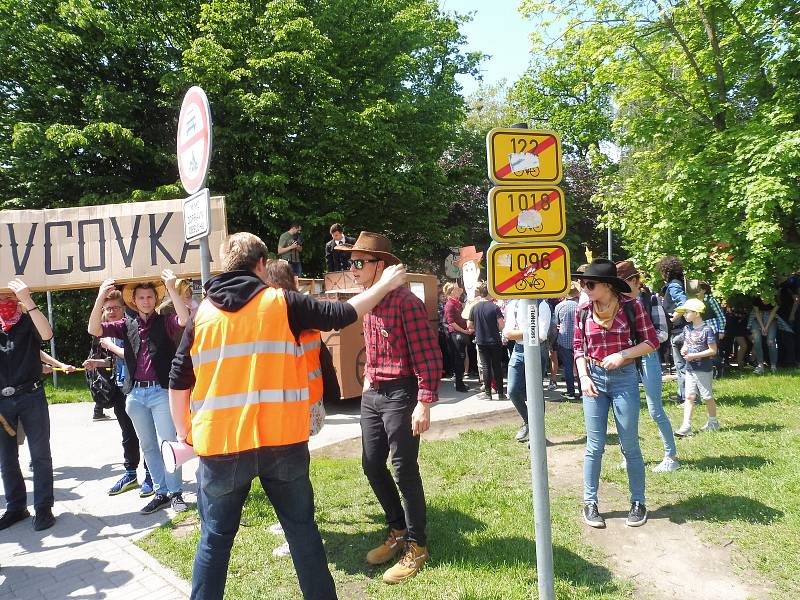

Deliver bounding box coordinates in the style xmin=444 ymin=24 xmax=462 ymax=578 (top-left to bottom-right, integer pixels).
xmin=125 ymin=385 xmax=181 ymax=496
xmin=582 ymin=363 xmax=645 ymax=504
xmin=289 ymin=262 xmax=302 ymax=276
xmin=639 ymin=351 xmax=677 ymax=458
xmin=670 ymin=333 xmax=686 ymax=400
xmin=192 ymin=443 xmax=336 ymax=600
xmin=556 ymin=344 xmax=576 ymax=395
xmin=507 ymin=344 xmax=527 ymax=424
xmin=0 ymin=386 xmax=54 ymax=511
xmin=751 ymin=322 xmax=778 ymax=367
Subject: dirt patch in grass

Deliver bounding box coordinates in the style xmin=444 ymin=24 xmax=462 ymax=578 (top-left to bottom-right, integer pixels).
xmin=312 ymin=408 xmax=521 ymax=459
xmin=547 ymin=441 xmax=772 ymax=600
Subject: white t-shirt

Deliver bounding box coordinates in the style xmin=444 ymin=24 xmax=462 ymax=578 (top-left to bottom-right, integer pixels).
xmin=503 ymin=299 xmax=550 ymax=343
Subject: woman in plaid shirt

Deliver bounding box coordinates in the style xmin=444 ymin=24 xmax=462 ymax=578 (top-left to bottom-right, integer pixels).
xmin=572 ymin=260 xmax=659 ymax=529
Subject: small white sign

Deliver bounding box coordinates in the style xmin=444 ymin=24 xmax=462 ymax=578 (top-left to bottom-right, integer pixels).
xmin=508 ymin=152 xmax=540 ymax=173
xmin=183 ymin=188 xmax=211 ymax=242
xmin=526 ymin=302 xmax=539 ymax=347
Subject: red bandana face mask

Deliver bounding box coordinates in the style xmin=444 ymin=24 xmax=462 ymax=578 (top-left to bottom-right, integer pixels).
xmin=0 ymin=299 xmax=21 ymax=332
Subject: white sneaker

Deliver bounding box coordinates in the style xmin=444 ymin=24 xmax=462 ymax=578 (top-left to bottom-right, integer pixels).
xmin=618 ymin=457 xmax=627 ymax=470
xmin=753 ymin=365 xmax=764 ymax=375
xmin=547 ymin=382 xmax=558 ymax=391
xmin=652 ymin=456 xmax=680 ymax=472
xmin=770 ymin=365 xmax=777 ymax=373
xmin=268 ymin=523 xmax=285 ymax=536
xmin=674 ymin=424 xmax=693 ymax=437
xmin=700 ymin=420 xmax=720 ymax=432
xmin=272 ymin=542 xmax=291 ymax=557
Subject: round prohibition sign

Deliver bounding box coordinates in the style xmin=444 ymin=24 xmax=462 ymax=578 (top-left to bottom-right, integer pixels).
xmin=177 ymin=86 xmax=213 ymax=195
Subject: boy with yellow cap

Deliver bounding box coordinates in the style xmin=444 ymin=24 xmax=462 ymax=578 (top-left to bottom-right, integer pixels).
xmin=675 ymin=298 xmax=720 ymax=436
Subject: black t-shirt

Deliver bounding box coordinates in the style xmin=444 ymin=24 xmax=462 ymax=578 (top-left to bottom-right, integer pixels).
xmin=469 ymin=300 xmax=503 ymax=346
xmin=0 ymin=313 xmax=43 ymax=388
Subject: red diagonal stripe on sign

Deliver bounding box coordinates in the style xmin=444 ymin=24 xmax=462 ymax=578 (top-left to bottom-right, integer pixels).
xmin=495 ymin=135 xmax=556 ymax=179
xmin=497 ymin=190 xmax=560 ymax=236
xmin=178 ymin=128 xmax=206 ymax=154
xmin=494 ymin=247 xmax=566 ymax=293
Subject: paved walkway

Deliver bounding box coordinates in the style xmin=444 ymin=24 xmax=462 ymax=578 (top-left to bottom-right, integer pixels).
xmin=0 ymin=376 xmax=522 ymax=599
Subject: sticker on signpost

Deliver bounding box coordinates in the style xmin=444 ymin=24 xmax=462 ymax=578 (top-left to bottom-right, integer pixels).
xmin=487 ymin=186 xmax=566 ymax=242
xmin=487 ymin=243 xmax=570 ymax=299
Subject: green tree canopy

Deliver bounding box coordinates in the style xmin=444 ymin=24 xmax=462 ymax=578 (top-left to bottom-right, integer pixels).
xmin=517 ymin=0 xmax=800 ymax=297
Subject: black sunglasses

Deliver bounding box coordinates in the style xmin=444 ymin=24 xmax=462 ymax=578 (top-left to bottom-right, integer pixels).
xmin=348 ymin=258 xmax=380 ymax=270
xmin=582 ymin=280 xmax=599 ymax=290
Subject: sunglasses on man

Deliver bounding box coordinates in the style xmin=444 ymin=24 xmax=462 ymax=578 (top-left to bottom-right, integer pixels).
xmin=348 ymin=258 xmax=380 ymax=270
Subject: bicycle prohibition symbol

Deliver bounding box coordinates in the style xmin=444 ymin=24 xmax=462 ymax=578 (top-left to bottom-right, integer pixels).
xmin=515 ymin=263 xmax=546 ymax=291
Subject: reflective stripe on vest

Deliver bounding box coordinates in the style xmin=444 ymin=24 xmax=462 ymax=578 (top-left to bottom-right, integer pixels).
xmin=189 ymin=288 xmax=310 ymax=456
xmin=299 ymin=330 xmax=323 ymax=405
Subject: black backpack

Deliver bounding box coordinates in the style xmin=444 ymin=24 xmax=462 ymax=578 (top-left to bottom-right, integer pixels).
xmin=85 ymin=340 xmax=124 ymax=409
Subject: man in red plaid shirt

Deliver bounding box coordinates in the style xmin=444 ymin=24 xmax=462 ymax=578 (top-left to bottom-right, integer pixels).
xmin=335 ymin=232 xmax=440 ymax=584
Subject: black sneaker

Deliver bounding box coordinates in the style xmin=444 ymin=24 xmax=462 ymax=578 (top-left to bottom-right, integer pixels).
xmin=33 ymin=508 xmax=56 ymax=531
xmin=626 ymin=502 xmax=647 ymax=527
xmin=140 ymin=494 xmax=170 ymax=515
xmin=583 ymin=503 xmax=606 ymax=528
xmin=455 ymin=383 xmax=469 ymax=393
xmin=170 ymin=493 xmax=188 ymax=513
xmin=0 ymin=508 xmax=30 ymax=530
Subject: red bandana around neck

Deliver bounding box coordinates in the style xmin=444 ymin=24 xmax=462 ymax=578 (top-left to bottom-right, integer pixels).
xmin=0 ymin=299 xmax=22 ymax=332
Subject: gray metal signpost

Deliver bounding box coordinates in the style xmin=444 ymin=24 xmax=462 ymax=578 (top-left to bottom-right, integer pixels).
xmin=177 ymin=86 xmax=213 ymax=287
xmin=486 ymin=123 xmax=571 ymax=600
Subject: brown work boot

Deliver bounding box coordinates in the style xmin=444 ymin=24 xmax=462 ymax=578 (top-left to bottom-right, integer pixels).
xmin=366 ymin=527 xmax=407 ymax=565
xmin=382 ymin=541 xmax=429 ymax=584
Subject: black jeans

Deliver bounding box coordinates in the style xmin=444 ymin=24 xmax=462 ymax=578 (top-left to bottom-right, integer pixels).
xmin=361 ymin=380 xmax=427 ymax=546
xmin=477 ymin=344 xmax=504 ymax=394
xmin=110 ymin=389 xmax=141 ymax=472
xmin=0 ymin=385 xmax=54 ymax=511
xmin=448 ymin=332 xmax=469 ymax=384
xmin=192 ymin=443 xmax=336 ymax=600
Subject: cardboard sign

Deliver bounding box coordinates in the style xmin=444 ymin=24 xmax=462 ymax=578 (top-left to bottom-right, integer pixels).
xmin=0 ymin=197 xmax=227 ymax=291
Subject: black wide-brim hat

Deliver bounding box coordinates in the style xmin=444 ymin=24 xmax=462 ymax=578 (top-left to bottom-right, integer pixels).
xmin=572 ymin=258 xmax=631 ymax=293
xmin=333 ymin=231 xmax=401 ymax=266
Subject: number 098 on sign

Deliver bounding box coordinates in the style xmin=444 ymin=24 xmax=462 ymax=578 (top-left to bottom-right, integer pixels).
xmin=487 ymin=243 xmax=570 ymax=299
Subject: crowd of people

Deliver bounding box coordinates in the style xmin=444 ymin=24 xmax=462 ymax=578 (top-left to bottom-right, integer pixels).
xmin=1 ymin=224 xmax=798 ymax=599
xmin=437 ymin=254 xmax=800 ymax=528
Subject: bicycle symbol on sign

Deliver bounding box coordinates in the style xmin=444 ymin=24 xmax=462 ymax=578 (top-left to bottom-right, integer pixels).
xmin=514 ymin=264 xmax=546 ymax=291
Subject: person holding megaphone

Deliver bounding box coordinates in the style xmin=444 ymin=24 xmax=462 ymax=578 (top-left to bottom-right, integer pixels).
xmin=168 ymin=232 xmax=407 ymax=600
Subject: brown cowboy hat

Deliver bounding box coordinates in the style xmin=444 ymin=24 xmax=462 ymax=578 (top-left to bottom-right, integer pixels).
xmin=615 ymin=260 xmax=641 ymax=281
xmin=333 ymin=231 xmax=401 ymax=266
xmin=455 ymin=245 xmax=483 ymax=268
xmin=122 ymin=280 xmax=166 ymax=311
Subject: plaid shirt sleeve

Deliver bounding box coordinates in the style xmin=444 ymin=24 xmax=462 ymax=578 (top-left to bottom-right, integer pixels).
xmin=400 ymin=291 xmax=442 ymax=403
xmin=705 ymin=295 xmax=726 ymax=334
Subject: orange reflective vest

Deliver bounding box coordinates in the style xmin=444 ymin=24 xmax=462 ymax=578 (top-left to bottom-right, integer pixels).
xmin=299 ymin=330 xmax=322 ymax=408
xmin=189 ymin=288 xmax=310 ymax=456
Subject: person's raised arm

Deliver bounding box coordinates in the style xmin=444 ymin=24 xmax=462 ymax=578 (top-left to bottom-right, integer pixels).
xmin=8 ymin=279 xmax=52 ymax=341
xmin=346 ymin=264 xmax=407 ymax=318
xmin=88 ymin=279 xmax=116 ymax=337
xmin=162 ymin=269 xmax=190 ymax=327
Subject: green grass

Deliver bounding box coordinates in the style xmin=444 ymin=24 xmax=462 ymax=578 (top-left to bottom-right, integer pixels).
xmin=140 ymin=369 xmax=800 ymax=599
xmin=549 ymin=369 xmax=800 ymax=598
xmin=141 ymin=429 xmax=634 ymax=600
xmin=43 ymin=373 xmax=92 ymax=404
